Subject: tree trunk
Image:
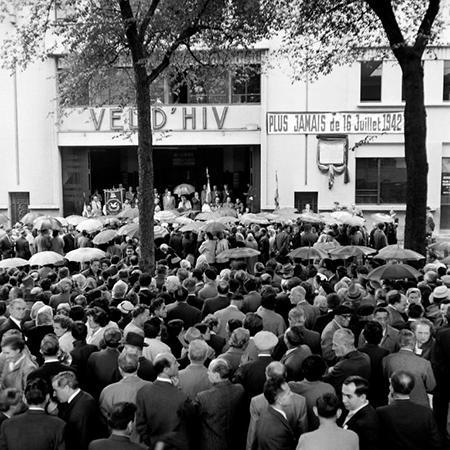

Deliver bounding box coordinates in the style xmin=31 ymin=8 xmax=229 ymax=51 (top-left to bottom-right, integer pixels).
xmin=402 ymin=50 xmax=428 ymax=255
xmin=135 ymin=69 xmax=155 ymax=273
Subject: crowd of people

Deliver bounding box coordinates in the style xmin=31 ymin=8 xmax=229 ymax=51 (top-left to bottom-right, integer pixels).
xmin=0 ymin=201 xmax=447 ymax=450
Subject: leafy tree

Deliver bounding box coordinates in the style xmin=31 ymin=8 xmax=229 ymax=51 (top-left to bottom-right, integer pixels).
xmin=0 ymin=0 xmax=267 ymax=272
xmin=268 ymin=0 xmax=444 ymax=254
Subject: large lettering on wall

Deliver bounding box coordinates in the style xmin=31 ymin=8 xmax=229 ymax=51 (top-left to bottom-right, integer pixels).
xmin=87 ymin=105 xmax=229 ymax=132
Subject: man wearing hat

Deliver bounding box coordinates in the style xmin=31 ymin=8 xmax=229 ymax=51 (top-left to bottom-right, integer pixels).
xmin=290 ymin=286 xmax=320 ymax=330
xmin=234 ymin=331 xmax=278 ymax=400
xmin=122 ymin=332 xmax=156 ymax=382
xmin=15 ymin=229 xmax=31 ymax=259
xmin=427 ymin=286 xmax=450 ymax=324
xmin=321 ymin=305 xmax=353 ymax=365
xmin=386 ymin=290 xmax=407 ymax=330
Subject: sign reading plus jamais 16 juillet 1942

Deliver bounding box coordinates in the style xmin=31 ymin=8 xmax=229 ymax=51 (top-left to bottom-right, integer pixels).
xmin=267 ymin=111 xmax=404 ymax=134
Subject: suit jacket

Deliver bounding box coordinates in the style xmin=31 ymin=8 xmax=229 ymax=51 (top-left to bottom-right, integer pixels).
xmin=88 ymin=434 xmax=146 ymax=450
xmin=136 ymin=380 xmax=189 ymax=448
xmin=0 ymin=352 xmax=37 ymax=391
xmin=202 ymin=295 xmax=230 ymax=319
xmin=234 ymin=355 xmax=273 ymax=399
xmin=382 ymin=349 xmax=435 ymax=408
xmin=86 ymin=348 xmax=121 ymax=400
xmin=214 ymin=305 xmax=246 ymax=339
xmin=359 ymin=325 xmax=399 ymax=354
xmin=296 ymin=423 xmax=358 ymax=450
xmin=320 ymin=320 xmax=342 ymax=364
xmin=58 ymin=390 xmax=105 ymax=450
xmin=342 ymin=404 xmax=380 ymax=450
xmin=198 ymin=282 xmax=218 ymax=302
xmin=289 ymin=380 xmax=335 ymax=431
xmin=254 ymin=406 xmax=296 ymax=450
xmin=281 ymin=346 xmax=312 ymax=381
xmin=187 ymin=294 xmax=203 ymax=311
xmin=0 ymin=409 xmax=66 ymax=450
xmin=297 ymin=301 xmax=320 ymax=330
xmin=27 ymin=360 xmax=76 ymax=388
xmin=431 ymin=326 xmax=450 ymax=391
xmin=313 ymin=311 xmax=334 ymax=335
xmin=166 ymin=302 xmax=202 ymax=329
xmin=14 ymin=237 xmax=31 ymax=259
xmin=25 ymin=324 xmax=55 ymax=364
xmin=0 ymin=235 xmax=14 ymax=259
xmin=376 ymin=399 xmax=442 ymax=450
xmin=323 ymin=350 xmax=371 ymax=394
xmin=387 ymin=306 xmax=406 ymax=330
xmin=272 ymin=328 xmax=321 ymax=361
xmin=195 ymin=380 xmax=246 ymax=450
xmin=256 ymin=307 xmax=286 ymax=337
xmin=0 ymin=318 xmax=22 ymax=342
xmin=178 ymin=364 xmax=212 ymax=399
xmin=70 ymin=341 xmax=99 ymax=390
xmin=247 ymin=391 xmax=308 ymax=450
xmin=242 ymin=291 xmax=262 ymax=313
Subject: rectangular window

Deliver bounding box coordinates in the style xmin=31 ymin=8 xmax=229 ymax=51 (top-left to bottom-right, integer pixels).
xmin=360 ymin=61 xmax=382 ymax=102
xmin=232 ymin=64 xmax=261 ymax=103
xmin=356 ymin=158 xmax=406 ymax=204
xmin=443 ymin=61 xmax=450 ymax=101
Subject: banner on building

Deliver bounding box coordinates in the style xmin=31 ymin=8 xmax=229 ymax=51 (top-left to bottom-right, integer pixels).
xmin=266 ymin=111 xmax=404 ymax=135
xmin=104 ymin=189 xmax=124 ymax=214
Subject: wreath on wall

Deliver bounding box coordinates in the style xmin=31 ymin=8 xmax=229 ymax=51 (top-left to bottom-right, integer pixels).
xmin=317 ymin=135 xmax=350 ymax=189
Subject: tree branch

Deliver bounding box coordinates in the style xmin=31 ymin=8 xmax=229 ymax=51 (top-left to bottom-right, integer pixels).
xmin=138 ymin=0 xmax=162 ymax=42
xmin=414 ymin=0 xmax=440 ymax=54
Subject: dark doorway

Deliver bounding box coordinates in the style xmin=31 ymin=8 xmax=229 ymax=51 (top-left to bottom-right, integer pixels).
xmin=294 ymin=192 xmax=318 ymax=213
xmin=9 ymin=192 xmax=29 ymax=225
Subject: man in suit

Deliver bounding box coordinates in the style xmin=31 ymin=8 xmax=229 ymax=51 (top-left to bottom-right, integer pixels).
xmin=214 ymin=294 xmax=246 ymax=339
xmin=136 ymin=352 xmax=190 ymax=449
xmin=14 ymin=230 xmax=31 ymax=259
xmin=99 ymin=351 xmax=150 ymax=419
xmin=167 ymin=286 xmax=202 ymax=328
xmin=123 ymin=305 xmax=149 ymax=337
xmin=321 ymin=305 xmax=352 ymax=364
xmin=367 ymin=307 xmax=400 ymax=353
xmin=273 ymin=307 xmax=321 ymax=360
xmin=253 ymin=377 xmax=299 ymax=450
xmin=138 ymin=272 xmax=155 ymax=306
xmin=70 ymin=321 xmax=98 ymax=391
xmin=256 ymin=288 xmax=287 ymax=337
xmin=297 ymin=393 xmax=359 ymax=450
xmin=340 ymin=376 xmax=380 ymax=450
xmin=198 ymin=268 xmax=218 ymax=302
xmin=0 ymin=230 xmax=15 ymax=259
xmin=195 ymin=358 xmax=246 ymax=450
xmin=281 ymin=326 xmax=312 ymax=381
xmin=202 ymin=280 xmax=230 ymax=318
xmin=386 ymin=290 xmax=407 ymax=330
xmin=376 ymin=370 xmax=442 ymax=450
xmin=53 ymin=371 xmax=106 ymax=450
xmin=382 ymin=329 xmax=435 ymax=408
xmin=247 ymin=362 xmax=308 ymax=450
xmin=179 ymin=339 xmax=212 ymax=399
xmin=89 ymin=402 xmax=143 ymax=450
xmin=234 ymin=331 xmax=278 ymax=400
xmin=0 ymin=298 xmax=27 ymax=340
xmin=183 ymin=277 xmax=204 ymax=310
xmin=85 ymin=328 xmax=122 ymax=399
xmin=27 ymin=333 xmax=76 ymax=387
xmin=0 ymin=377 xmax=66 ymax=450
xmin=289 ymin=355 xmax=335 ymax=431
xmin=323 ymin=328 xmax=371 ymax=395
xmin=291 ymin=286 xmax=320 ymax=330
xmin=242 ymin=278 xmax=262 ymax=313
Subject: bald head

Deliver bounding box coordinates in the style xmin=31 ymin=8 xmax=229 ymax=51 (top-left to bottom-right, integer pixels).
xmin=265 ymin=361 xmax=287 ymax=380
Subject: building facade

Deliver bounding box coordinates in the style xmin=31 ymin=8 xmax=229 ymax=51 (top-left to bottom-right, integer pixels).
xmin=2 ymin=40 xmax=450 ymax=236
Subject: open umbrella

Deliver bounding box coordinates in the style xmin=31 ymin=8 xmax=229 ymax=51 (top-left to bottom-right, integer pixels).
xmin=0 ymin=257 xmax=29 ymax=268
xmin=367 ymin=263 xmax=421 ymax=281
xmin=20 ymin=212 xmax=42 ymax=225
xmin=55 ymin=217 xmax=68 ymax=227
xmin=174 ymin=183 xmax=195 ymax=196
xmin=33 ymin=216 xmax=63 ymax=231
xmin=174 ymin=216 xmax=194 ymax=225
xmin=314 ymin=241 xmax=341 ymax=252
xmin=180 ymin=222 xmax=203 ymax=233
xmin=65 ymin=215 xmax=85 ymax=226
xmin=65 ymin=248 xmax=106 ymax=263
xmin=29 ymin=251 xmax=65 ymax=266
xmin=298 ymin=213 xmax=323 ymax=224
xmin=276 ymin=207 xmax=298 ymax=215
xmin=329 ymin=245 xmax=376 ymax=259
xmin=118 ymin=223 xmax=140 ymax=239
xmin=195 ymin=212 xmax=218 ymax=221
xmin=429 ymin=242 xmax=450 ymax=254
xmin=118 ymin=208 xmax=139 ymax=219
xmin=320 ymin=213 xmax=343 ymax=225
xmin=154 ymin=226 xmax=169 ymax=240
xmin=288 ymin=247 xmax=327 ymax=260
xmin=215 ymin=207 xmax=238 ymax=218
xmin=240 ymin=214 xmax=269 ymax=225
xmin=376 ymin=245 xmax=425 ymax=261
xmin=92 ymin=229 xmax=118 ymax=245
xmin=76 ymin=219 xmax=103 ymax=234
xmin=217 ymin=248 xmax=261 ymax=260
xmin=201 ymin=221 xmax=227 ymax=234
xmin=216 ymin=216 xmax=240 ymax=224
xmin=371 ymin=213 xmax=394 ymax=224
xmin=154 ymin=210 xmax=178 ymax=222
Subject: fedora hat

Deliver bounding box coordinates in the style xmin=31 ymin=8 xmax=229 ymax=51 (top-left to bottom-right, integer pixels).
xmin=430 ymin=285 xmax=450 ymax=303
xmin=123 ymin=332 xmax=148 ymax=348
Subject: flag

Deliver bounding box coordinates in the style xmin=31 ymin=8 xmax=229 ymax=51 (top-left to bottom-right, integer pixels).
xmin=206 ymin=167 xmax=212 ymax=204
xmin=274 ymin=171 xmax=280 ymax=209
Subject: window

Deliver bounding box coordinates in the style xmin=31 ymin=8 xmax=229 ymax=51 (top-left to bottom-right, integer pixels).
xmin=360 ymin=61 xmax=382 ymax=102
xmin=356 ymin=158 xmax=406 ymax=204
xmin=443 ymin=61 xmax=450 ymax=101
xmin=232 ymin=65 xmax=261 ymax=103
xmin=90 ymin=68 xmax=135 ymax=106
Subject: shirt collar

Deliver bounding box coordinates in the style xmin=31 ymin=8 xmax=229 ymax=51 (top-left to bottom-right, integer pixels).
xmin=343 ymin=401 xmax=368 ymax=426
xmin=10 ymin=317 xmax=21 ymax=329
xmin=156 ymin=376 xmax=173 ymax=384
xmin=44 ymin=357 xmax=60 ymax=364
xmin=271 ymin=405 xmax=287 ymax=420
xmin=68 ymin=388 xmax=81 ymax=404
xmin=28 ymin=406 xmax=45 ymax=412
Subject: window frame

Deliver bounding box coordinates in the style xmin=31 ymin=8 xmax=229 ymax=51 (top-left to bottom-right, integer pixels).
xmin=360 ymin=61 xmax=383 ymax=102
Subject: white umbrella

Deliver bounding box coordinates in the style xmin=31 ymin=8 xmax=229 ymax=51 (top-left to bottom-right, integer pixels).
xmin=29 ymin=251 xmax=65 ymax=266
xmin=65 ymin=248 xmax=106 ymax=263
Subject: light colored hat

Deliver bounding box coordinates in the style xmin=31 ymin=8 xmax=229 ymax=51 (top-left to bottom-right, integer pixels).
xmin=118 ymin=300 xmax=134 ymax=314
xmin=430 ymin=285 xmax=450 ymax=302
xmin=254 ymin=331 xmax=278 ymax=352
xmin=441 ymin=275 xmax=450 ymax=287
